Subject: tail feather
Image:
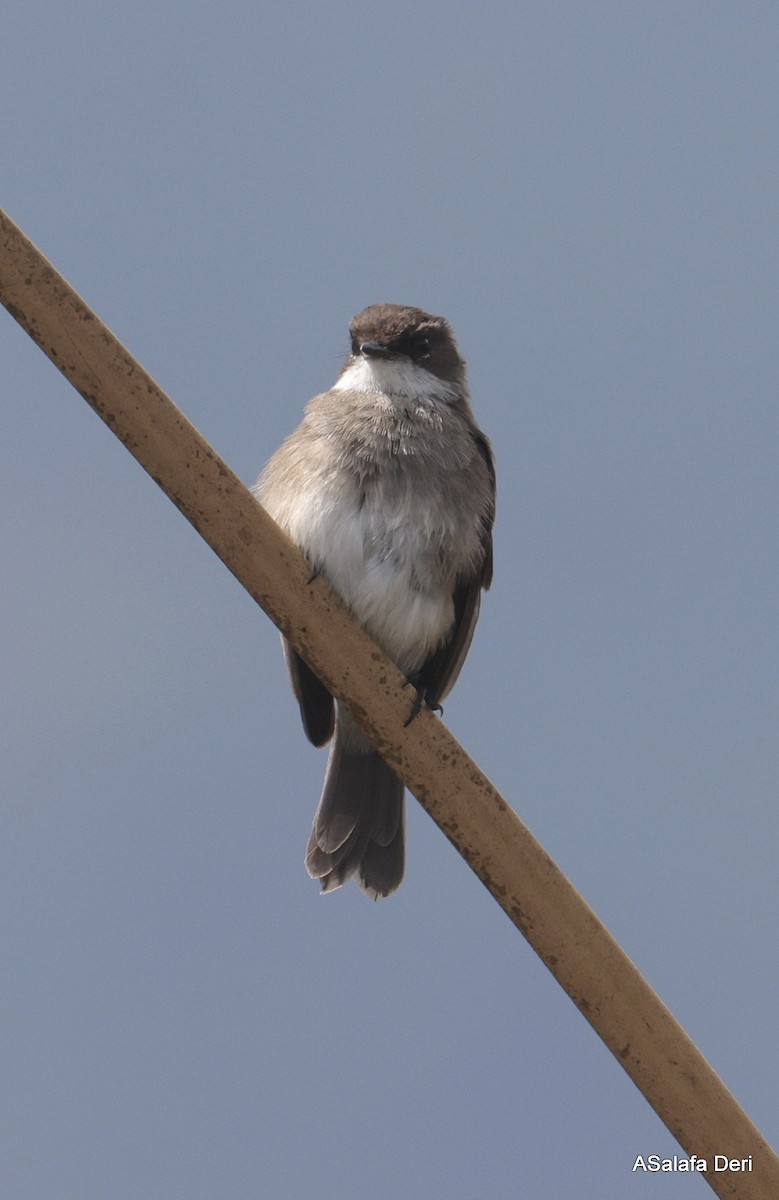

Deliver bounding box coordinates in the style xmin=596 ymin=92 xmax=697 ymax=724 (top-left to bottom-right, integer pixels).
xmin=306 ymin=718 xmax=404 ymax=899
xmin=357 ymin=822 xmax=405 ymax=900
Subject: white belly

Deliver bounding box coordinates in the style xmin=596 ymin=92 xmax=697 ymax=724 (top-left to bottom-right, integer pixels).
xmin=281 ymin=484 xmax=453 ymax=674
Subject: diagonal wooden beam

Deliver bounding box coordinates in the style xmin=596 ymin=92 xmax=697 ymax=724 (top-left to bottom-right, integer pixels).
xmin=1 ymin=208 xmax=776 ymax=1198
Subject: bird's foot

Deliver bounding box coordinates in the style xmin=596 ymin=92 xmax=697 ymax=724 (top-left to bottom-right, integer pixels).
xmin=403 ymin=679 xmax=443 ymax=727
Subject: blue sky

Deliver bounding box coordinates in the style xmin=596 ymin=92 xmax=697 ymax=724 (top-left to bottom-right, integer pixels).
xmin=2 ymin=3 xmax=778 ymax=1197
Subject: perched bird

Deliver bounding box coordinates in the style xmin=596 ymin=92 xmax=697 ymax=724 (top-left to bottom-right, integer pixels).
xmin=254 ymin=304 xmax=495 ymax=898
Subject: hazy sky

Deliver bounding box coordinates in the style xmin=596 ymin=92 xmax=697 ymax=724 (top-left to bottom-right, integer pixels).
xmin=2 ymin=3 xmax=778 ymax=1197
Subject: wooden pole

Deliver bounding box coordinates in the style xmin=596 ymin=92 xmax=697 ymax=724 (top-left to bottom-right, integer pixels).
xmin=1 ymin=208 xmax=776 ymax=1198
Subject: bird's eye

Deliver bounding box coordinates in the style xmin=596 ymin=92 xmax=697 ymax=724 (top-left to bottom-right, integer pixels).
xmin=415 ymin=336 xmax=431 ymax=358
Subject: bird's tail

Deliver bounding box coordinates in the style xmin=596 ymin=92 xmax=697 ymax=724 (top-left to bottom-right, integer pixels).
xmin=305 ymin=710 xmax=404 ymax=899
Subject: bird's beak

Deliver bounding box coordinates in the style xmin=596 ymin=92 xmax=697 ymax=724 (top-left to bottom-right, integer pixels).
xmin=359 ymin=341 xmax=393 ymax=359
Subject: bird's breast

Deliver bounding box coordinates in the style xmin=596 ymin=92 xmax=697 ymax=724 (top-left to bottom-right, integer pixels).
xmin=282 ymin=476 xmax=456 ymax=674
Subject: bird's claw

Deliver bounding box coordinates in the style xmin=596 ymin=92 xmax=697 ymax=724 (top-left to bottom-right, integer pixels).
xmin=403 ymin=682 xmax=443 ymax=727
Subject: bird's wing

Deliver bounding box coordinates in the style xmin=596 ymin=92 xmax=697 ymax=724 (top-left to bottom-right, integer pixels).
xmin=283 ymin=638 xmax=335 ymax=747
xmin=417 ymin=433 xmax=495 ymax=705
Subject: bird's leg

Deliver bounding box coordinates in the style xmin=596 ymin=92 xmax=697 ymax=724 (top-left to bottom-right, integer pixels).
xmin=403 ymin=675 xmax=443 ymax=727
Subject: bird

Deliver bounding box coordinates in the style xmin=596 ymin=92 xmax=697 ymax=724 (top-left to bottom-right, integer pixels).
xmin=254 ymin=303 xmax=495 ymax=898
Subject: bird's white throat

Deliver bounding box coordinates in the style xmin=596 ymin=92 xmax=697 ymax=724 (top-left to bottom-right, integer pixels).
xmin=333 ymin=355 xmax=456 ymax=404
